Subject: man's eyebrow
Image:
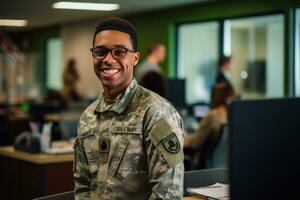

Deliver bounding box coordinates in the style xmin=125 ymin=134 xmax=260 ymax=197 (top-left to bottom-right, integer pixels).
xmin=93 ymin=44 xmax=126 ymax=49
xmin=113 ymin=44 xmax=126 ymax=48
xmin=93 ymin=45 xmax=106 ymax=48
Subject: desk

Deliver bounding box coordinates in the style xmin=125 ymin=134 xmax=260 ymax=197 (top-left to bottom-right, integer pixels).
xmin=0 ymin=142 xmax=74 ymax=200
xmin=184 ymin=197 xmax=204 ymax=200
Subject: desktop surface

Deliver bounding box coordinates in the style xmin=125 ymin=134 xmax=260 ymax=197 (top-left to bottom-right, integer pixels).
xmin=229 ymin=98 xmax=300 ymax=199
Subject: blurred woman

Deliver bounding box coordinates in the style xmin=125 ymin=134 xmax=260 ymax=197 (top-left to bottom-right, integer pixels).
xmin=184 ymin=83 xmax=235 ymax=168
xmin=62 ymin=59 xmax=81 ymax=102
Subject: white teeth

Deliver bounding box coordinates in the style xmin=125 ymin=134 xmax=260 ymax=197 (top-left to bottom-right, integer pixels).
xmin=102 ymin=69 xmax=119 ymax=74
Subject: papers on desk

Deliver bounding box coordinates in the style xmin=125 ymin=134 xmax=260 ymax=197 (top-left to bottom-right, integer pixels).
xmin=44 ymin=145 xmax=73 ymax=154
xmin=187 ymin=183 xmax=229 ymax=200
xmin=44 ymin=140 xmax=74 ymax=154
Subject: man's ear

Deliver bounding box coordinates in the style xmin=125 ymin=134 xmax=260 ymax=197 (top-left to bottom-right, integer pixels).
xmin=133 ymin=52 xmax=140 ymax=66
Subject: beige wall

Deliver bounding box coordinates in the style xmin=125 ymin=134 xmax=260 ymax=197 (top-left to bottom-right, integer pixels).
xmin=61 ymin=19 xmax=103 ymax=99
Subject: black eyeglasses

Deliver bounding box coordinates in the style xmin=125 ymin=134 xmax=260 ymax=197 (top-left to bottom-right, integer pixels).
xmin=90 ymin=47 xmax=136 ymax=59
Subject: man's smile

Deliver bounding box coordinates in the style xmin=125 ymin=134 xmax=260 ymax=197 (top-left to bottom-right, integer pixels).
xmin=100 ymin=67 xmax=121 ymax=78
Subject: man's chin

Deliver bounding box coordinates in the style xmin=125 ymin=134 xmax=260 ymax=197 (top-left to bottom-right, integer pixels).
xmin=100 ymin=79 xmax=120 ymax=89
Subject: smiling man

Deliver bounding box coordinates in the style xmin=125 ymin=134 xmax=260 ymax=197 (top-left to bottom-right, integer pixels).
xmin=73 ymin=17 xmax=184 ymax=200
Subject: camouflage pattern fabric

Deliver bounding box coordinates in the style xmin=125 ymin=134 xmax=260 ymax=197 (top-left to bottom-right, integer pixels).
xmin=73 ymin=79 xmax=184 ymax=200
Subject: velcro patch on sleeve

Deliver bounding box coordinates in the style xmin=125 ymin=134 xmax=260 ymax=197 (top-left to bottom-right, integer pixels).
xmin=149 ymin=119 xmax=183 ymax=168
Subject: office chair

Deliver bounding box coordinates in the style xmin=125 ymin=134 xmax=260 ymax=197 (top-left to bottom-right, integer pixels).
xmin=33 ymin=191 xmax=74 ymax=200
xmin=184 ymin=168 xmax=228 ymax=195
xmin=206 ymin=124 xmax=229 ymax=168
xmin=201 ymin=124 xmax=228 ymax=169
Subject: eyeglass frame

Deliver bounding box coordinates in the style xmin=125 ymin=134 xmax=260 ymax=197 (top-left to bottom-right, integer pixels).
xmin=90 ymin=46 xmax=136 ymax=59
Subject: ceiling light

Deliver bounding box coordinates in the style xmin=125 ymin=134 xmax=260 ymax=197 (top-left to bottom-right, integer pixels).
xmin=0 ymin=19 xmax=27 ymax=27
xmin=53 ymin=2 xmax=120 ymax=11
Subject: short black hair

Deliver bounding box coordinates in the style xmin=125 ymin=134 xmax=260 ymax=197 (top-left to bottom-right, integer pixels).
xmin=93 ymin=17 xmax=138 ymax=51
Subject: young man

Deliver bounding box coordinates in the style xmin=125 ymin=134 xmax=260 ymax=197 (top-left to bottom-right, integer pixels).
xmin=73 ymin=17 xmax=184 ymax=200
xmin=135 ymin=43 xmax=166 ymax=83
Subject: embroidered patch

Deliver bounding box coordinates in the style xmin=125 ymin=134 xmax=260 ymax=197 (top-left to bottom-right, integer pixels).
xmin=162 ymin=133 xmax=180 ymax=154
xmin=99 ymin=138 xmax=110 ymax=153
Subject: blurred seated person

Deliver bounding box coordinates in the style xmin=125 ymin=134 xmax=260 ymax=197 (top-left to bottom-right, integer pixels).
xmin=62 ymin=58 xmax=81 ymax=102
xmin=184 ymin=83 xmax=235 ymax=169
xmin=210 ymin=56 xmax=233 ymax=106
xmin=140 ymin=71 xmax=166 ymax=97
xmin=135 ymin=43 xmax=166 ymax=83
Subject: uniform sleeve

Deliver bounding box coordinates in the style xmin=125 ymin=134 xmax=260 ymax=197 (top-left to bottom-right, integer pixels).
xmin=144 ymin=107 xmax=185 ymax=200
xmin=73 ymin=136 xmax=91 ymax=200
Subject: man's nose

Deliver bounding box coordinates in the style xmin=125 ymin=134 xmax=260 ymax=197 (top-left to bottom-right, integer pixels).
xmin=103 ymin=51 xmax=116 ymax=63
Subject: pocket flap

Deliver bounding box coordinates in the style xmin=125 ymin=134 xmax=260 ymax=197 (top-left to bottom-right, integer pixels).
xmin=109 ymin=136 xmax=129 ymax=176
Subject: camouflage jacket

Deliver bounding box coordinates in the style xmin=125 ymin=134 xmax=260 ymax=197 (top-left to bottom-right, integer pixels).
xmin=73 ymin=79 xmax=184 ymax=200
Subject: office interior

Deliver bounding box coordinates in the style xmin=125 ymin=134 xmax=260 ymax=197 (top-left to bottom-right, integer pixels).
xmin=1 ymin=0 xmax=300 ymax=199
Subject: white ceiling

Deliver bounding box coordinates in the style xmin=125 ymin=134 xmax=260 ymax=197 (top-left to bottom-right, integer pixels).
xmin=0 ymin=0 xmax=213 ymax=30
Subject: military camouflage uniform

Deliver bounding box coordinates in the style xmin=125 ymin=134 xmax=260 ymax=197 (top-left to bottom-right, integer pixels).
xmin=73 ymin=79 xmax=184 ymax=200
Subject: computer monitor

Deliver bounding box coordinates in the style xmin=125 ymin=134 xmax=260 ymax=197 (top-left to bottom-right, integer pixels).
xmin=192 ymin=104 xmax=210 ymax=118
xmin=166 ymin=78 xmax=186 ymax=107
xmin=229 ymin=98 xmax=300 ymax=199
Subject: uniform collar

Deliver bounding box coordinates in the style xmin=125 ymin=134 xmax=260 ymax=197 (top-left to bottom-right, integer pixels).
xmin=94 ymin=79 xmax=138 ymax=115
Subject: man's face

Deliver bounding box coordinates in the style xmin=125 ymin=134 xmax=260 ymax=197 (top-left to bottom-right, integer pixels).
xmin=93 ymin=30 xmax=139 ymax=90
xmin=156 ymin=45 xmax=166 ymax=63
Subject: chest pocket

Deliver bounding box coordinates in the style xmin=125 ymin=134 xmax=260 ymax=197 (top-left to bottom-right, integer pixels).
xmin=109 ymin=135 xmax=130 ymax=176
xmin=109 ymin=123 xmax=143 ymax=176
xmin=80 ymin=129 xmax=99 ymax=175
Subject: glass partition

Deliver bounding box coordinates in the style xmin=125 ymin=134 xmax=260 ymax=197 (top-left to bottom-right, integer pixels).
xmin=296 ymin=9 xmax=300 ymax=96
xmin=177 ymin=21 xmax=219 ymax=104
xmin=226 ymin=14 xmax=284 ymax=99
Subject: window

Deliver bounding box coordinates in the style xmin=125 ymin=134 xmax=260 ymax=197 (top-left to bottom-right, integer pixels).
xmin=226 ymin=14 xmax=284 ymax=99
xmin=296 ymin=9 xmax=300 ymax=96
xmin=177 ymin=21 xmax=219 ymax=104
xmin=46 ymin=38 xmax=62 ymax=90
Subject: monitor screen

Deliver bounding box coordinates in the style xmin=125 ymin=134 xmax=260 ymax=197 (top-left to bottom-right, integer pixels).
xmin=229 ymin=98 xmax=300 ymax=199
xmin=193 ymin=104 xmax=210 ymax=118
xmin=166 ymin=79 xmax=186 ymax=107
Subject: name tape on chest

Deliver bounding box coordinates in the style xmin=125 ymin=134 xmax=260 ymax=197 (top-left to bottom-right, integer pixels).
xmin=112 ymin=126 xmax=141 ymax=134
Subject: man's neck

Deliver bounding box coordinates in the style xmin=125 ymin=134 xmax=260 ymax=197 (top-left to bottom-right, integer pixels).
xmin=103 ymin=79 xmax=133 ymax=100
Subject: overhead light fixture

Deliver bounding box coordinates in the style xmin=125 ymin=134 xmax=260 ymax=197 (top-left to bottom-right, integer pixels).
xmin=53 ymin=2 xmax=120 ymax=11
xmin=0 ymin=19 xmax=27 ymax=27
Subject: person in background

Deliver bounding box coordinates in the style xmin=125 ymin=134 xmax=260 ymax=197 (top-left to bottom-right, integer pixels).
xmin=184 ymin=83 xmax=235 ymax=169
xmin=215 ymin=55 xmax=233 ymax=85
xmin=210 ymin=55 xmax=233 ymax=108
xmin=73 ymin=17 xmax=184 ymax=200
xmin=135 ymin=43 xmax=166 ymax=83
xmin=62 ymin=58 xmax=81 ymax=102
xmin=139 ymin=70 xmax=167 ymax=98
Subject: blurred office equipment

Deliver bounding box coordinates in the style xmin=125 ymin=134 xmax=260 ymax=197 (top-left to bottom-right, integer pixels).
xmin=59 ymin=102 xmax=87 ymax=139
xmin=229 ymin=98 xmax=300 ymax=199
xmin=245 ymin=60 xmax=266 ymax=93
xmin=33 ymin=191 xmax=74 ymax=200
xmin=59 ymin=110 xmax=80 ymax=140
xmin=14 ymin=131 xmax=40 ymax=153
xmin=166 ymin=78 xmax=186 ymax=107
xmin=29 ymin=102 xmax=62 ymax=117
xmin=188 ymin=102 xmax=210 ymax=121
